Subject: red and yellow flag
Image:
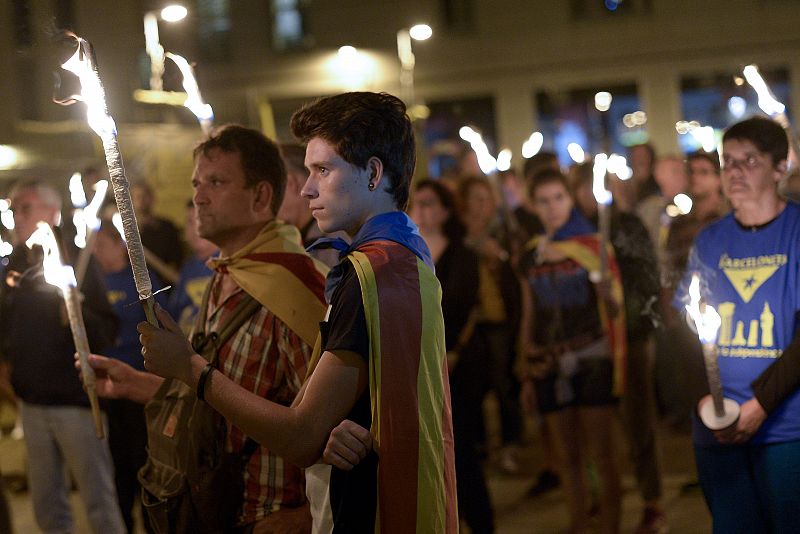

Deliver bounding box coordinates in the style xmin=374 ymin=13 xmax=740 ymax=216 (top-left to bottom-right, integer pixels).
xmin=207 ymin=220 xmax=328 ymax=346
xmin=527 ymin=234 xmax=628 ymax=396
xmin=348 ymin=240 xmax=458 ymax=533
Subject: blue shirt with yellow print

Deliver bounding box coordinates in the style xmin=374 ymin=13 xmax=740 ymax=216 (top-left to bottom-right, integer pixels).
xmin=168 ymin=255 xmax=214 ymax=333
xmin=675 ymin=201 xmax=800 ymax=445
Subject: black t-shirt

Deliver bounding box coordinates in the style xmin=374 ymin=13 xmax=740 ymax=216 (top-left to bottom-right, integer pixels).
xmin=320 ymin=261 xmax=377 ymax=533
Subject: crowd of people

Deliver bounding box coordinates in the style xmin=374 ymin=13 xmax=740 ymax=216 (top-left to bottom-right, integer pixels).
xmin=0 ymin=91 xmax=797 ymax=534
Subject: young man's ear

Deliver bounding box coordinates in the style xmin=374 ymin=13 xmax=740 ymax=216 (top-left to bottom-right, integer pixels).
xmin=366 ymin=157 xmax=385 ymax=191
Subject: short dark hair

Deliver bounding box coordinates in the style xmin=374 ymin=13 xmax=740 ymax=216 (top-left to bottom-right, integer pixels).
xmin=530 ymin=168 xmax=571 ymax=198
xmin=290 ymin=92 xmax=416 ymax=210
xmin=193 ymin=124 xmax=286 ymax=214
xmin=723 ymin=117 xmax=788 ymax=167
xmin=97 ymin=218 xmax=124 ymax=244
xmin=414 ymin=179 xmax=465 ymax=243
xmin=568 ymin=162 xmax=594 ymax=195
xmin=457 ymin=175 xmax=495 ymax=208
xmin=687 ymin=150 xmax=720 ymax=174
xmin=628 ymin=143 xmax=656 ymax=165
xmin=523 ymin=151 xmax=559 ymax=182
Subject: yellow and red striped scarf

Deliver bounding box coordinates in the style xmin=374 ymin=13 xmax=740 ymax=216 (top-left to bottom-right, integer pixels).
xmin=348 ymin=240 xmax=458 ymax=533
xmin=207 ymin=220 xmax=328 ymax=346
xmin=526 ymin=234 xmax=628 ymax=396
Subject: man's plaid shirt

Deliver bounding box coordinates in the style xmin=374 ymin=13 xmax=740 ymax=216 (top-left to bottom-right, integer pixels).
xmin=203 ymin=272 xmax=311 ymax=524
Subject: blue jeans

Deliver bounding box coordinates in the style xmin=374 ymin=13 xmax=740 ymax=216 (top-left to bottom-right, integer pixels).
xmin=695 ymin=440 xmax=800 ymax=534
xmin=20 ymin=402 xmax=125 ymax=534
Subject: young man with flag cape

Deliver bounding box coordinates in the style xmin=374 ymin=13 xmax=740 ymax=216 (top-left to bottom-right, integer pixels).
xmin=139 ymin=92 xmax=458 ymax=533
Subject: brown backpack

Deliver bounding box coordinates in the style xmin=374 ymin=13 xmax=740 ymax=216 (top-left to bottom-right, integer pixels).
xmin=138 ymin=291 xmax=262 ymax=534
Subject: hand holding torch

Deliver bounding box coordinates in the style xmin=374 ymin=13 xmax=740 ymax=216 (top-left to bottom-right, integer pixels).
xmin=592 ymin=153 xmax=612 ymax=283
xmin=57 ymin=32 xmax=158 ymax=326
xmin=27 ymin=223 xmax=104 ymax=438
xmin=686 ymin=273 xmax=740 ymax=430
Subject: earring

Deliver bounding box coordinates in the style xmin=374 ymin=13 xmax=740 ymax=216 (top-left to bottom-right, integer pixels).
xmin=368 ymin=182 xmax=376 ymax=191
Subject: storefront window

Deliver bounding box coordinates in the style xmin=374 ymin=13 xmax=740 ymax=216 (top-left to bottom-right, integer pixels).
xmin=679 ymin=68 xmax=791 ymax=152
xmin=424 ymin=96 xmax=497 ymax=178
xmin=535 ymin=83 xmax=644 ymax=167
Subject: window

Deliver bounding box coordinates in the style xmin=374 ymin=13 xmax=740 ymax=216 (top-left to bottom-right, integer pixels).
xmin=535 ymin=83 xmax=644 ymax=166
xmin=12 ymin=0 xmax=33 ymax=49
xmin=679 ymin=68 xmax=791 ymax=152
xmin=424 ymin=96 xmax=496 ymax=178
xmin=441 ymin=0 xmax=475 ymax=33
xmin=54 ymin=0 xmax=75 ymax=30
xmin=195 ymin=0 xmax=232 ymax=62
xmin=272 ymin=0 xmax=309 ymax=52
xmin=571 ymin=0 xmax=652 ymax=20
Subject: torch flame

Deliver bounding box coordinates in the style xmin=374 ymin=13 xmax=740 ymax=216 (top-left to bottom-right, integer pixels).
xmin=60 ymin=36 xmax=117 ymax=138
xmin=0 ymin=232 xmax=11 ymax=257
xmin=743 ymin=65 xmax=787 ymax=117
xmin=69 ymin=172 xmax=87 ymax=208
xmin=84 ymin=180 xmax=109 ymax=232
xmin=166 ymin=52 xmax=214 ymax=122
xmin=25 ymin=222 xmax=76 ymax=291
xmin=74 ymin=180 xmax=108 ymax=248
xmin=111 ymin=212 xmax=126 ymax=243
xmin=686 ymin=273 xmax=722 ymax=344
xmin=593 ymin=153 xmax=612 ymax=205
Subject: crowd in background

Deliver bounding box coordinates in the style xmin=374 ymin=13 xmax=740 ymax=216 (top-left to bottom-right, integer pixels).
xmin=405 ymin=141 xmax=736 ymax=534
xmin=0 ymin=114 xmax=798 ymax=534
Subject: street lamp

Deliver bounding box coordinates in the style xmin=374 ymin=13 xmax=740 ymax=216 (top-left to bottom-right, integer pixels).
xmin=143 ymin=4 xmax=187 ymax=91
xmin=396 ymin=23 xmax=432 ymax=107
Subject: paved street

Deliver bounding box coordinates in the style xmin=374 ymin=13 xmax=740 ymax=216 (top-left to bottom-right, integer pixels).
xmin=1 ymin=401 xmax=711 ymax=533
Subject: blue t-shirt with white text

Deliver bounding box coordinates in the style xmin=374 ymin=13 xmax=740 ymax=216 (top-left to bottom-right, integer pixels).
xmin=674 ymin=202 xmax=800 ymax=445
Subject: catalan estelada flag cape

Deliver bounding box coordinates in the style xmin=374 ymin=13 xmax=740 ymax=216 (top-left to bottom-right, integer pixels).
xmin=525 ymin=209 xmax=628 ymax=396
xmin=207 ymin=220 xmax=328 ymax=346
xmin=311 ymin=211 xmax=458 ymax=533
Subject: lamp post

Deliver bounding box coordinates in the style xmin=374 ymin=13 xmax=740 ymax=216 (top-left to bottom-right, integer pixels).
xmin=396 ymin=24 xmax=432 ymax=107
xmin=143 ymin=4 xmax=187 ymax=91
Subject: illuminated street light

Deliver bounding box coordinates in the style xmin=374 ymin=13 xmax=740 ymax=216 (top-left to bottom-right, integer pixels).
xmin=338 ymin=45 xmax=358 ymax=59
xmin=160 ymin=4 xmax=188 ymax=22
xmin=409 ymin=24 xmax=433 ymax=41
xmin=0 ymin=145 xmax=18 ymax=170
xmin=397 ymin=23 xmax=432 ymax=107
xmin=143 ymin=4 xmax=187 ymax=91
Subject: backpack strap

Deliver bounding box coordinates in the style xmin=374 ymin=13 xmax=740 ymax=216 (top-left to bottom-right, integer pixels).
xmin=191 ymin=292 xmax=263 ymax=366
xmin=189 ymin=290 xmax=264 ymax=459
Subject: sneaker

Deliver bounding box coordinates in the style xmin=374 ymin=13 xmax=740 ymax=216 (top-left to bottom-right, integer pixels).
xmin=526 ymin=470 xmax=560 ymax=498
xmin=635 ymin=507 xmax=668 ymax=534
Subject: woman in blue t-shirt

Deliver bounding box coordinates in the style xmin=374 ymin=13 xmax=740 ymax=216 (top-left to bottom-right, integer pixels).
xmin=674 ymin=117 xmax=800 ymax=533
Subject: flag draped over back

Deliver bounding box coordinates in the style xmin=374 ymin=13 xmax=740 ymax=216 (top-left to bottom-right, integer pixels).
xmin=526 ymin=233 xmax=628 ymax=396
xmin=348 ymin=240 xmax=458 ymax=533
xmin=207 ymin=220 xmax=328 ymax=346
